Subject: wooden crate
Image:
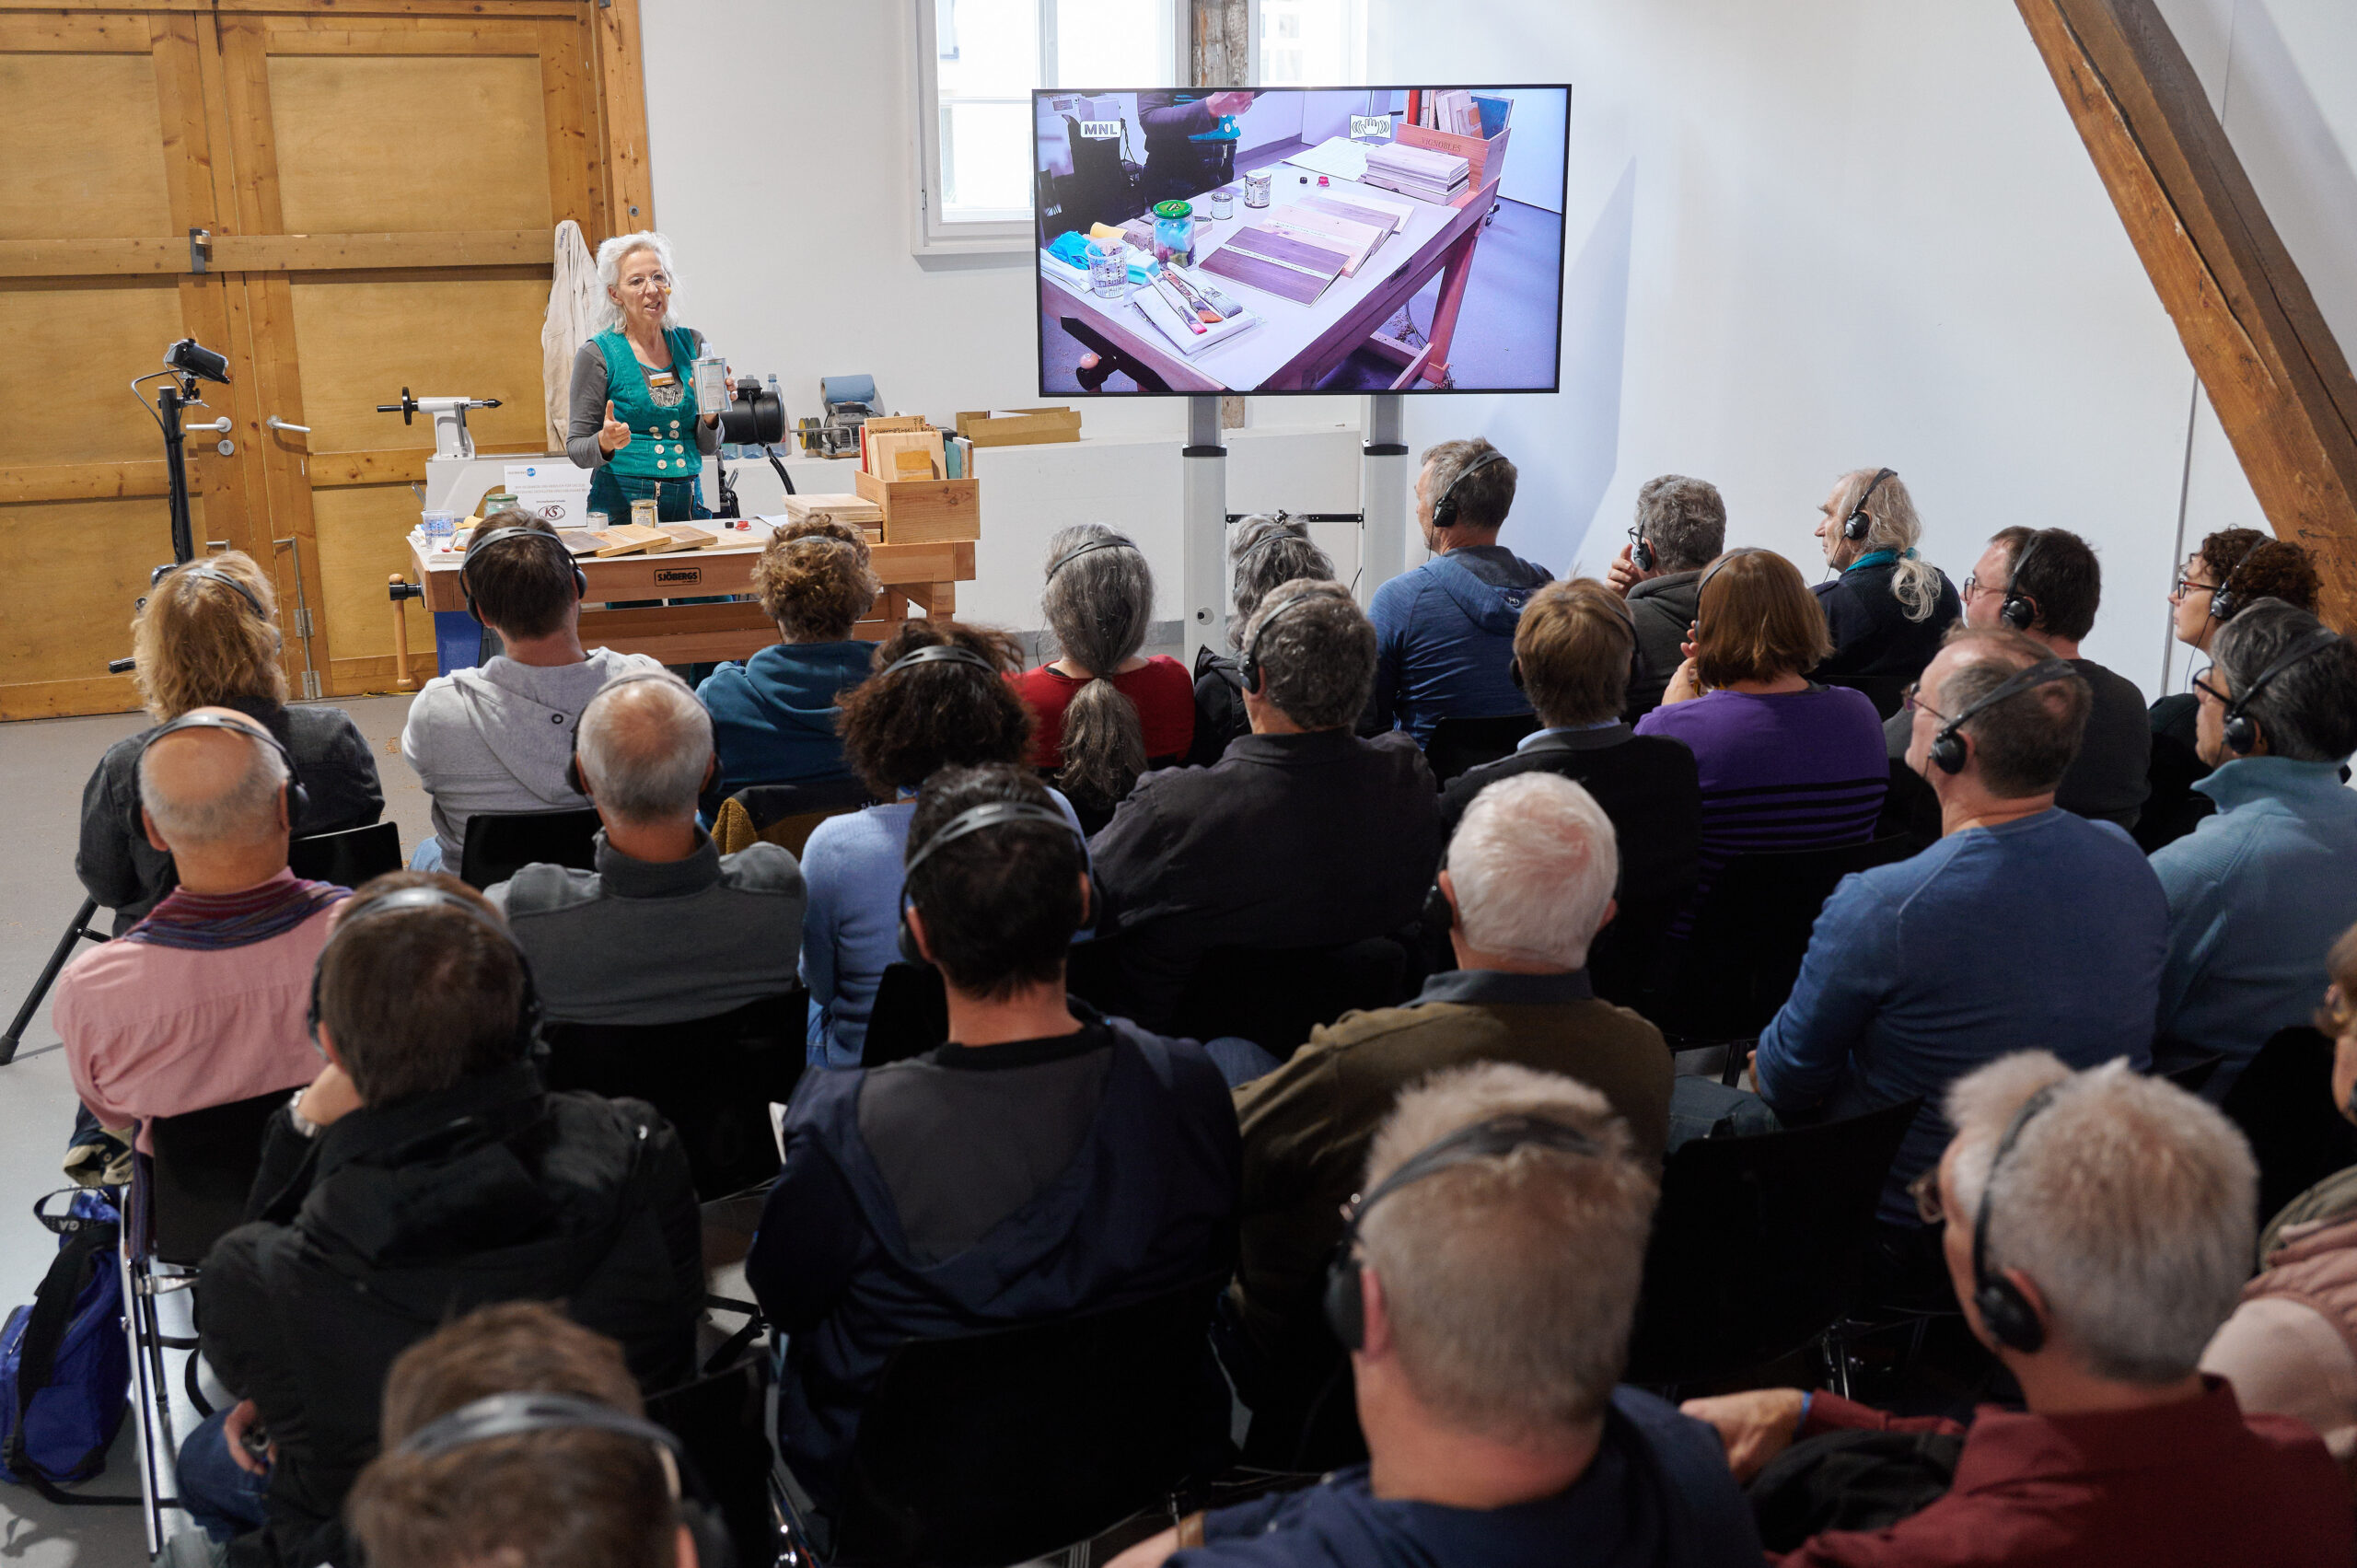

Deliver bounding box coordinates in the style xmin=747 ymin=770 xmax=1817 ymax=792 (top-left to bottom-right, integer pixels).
xmin=854 ymin=467 xmax=981 ymax=544
xmin=1394 ymin=122 xmax=1511 ymax=209
xmin=956 ymin=407 xmax=1082 ymax=447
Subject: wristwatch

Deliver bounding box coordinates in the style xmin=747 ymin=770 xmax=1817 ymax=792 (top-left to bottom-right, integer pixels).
xmin=287 ymin=1087 xmax=321 ymax=1140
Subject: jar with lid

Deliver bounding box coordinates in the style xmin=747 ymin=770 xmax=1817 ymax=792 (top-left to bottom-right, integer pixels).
xmin=1152 ymin=200 xmax=1196 ymax=267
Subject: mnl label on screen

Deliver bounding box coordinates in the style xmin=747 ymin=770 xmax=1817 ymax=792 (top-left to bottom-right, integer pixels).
xmin=1077 ymin=121 xmax=1123 ymax=140
xmin=1351 ymin=114 xmax=1392 ymax=140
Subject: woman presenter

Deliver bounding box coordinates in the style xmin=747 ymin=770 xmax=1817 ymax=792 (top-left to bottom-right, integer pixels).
xmin=568 ymin=231 xmax=720 ymax=523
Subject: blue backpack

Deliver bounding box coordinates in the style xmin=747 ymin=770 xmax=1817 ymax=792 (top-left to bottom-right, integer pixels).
xmin=0 ymin=1189 xmax=133 ymax=1502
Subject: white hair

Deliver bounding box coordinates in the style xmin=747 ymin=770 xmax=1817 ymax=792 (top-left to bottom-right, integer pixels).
xmin=1446 ymin=772 xmax=1619 ymax=970
xmin=1834 ymin=467 xmax=1944 ymax=622
xmin=138 ymin=720 xmax=288 ymax=848
xmin=575 ymin=672 xmax=711 ymax=823
xmin=590 ymin=231 xmax=679 ymax=335
xmin=1945 ymin=1053 xmax=2257 ymax=1384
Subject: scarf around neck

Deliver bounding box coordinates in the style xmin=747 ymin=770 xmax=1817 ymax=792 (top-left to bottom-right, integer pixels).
xmin=124 ymin=873 xmax=346 ymax=951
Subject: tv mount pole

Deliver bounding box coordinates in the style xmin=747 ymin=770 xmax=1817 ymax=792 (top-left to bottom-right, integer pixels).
xmin=1359 ymin=393 xmax=1409 ymax=609
xmin=1181 ymin=395 xmax=1228 ymax=664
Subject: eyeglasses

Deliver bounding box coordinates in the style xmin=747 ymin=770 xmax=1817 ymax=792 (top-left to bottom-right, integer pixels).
xmin=2172 ymin=575 xmax=2216 ymax=599
xmin=2189 ymin=664 xmax=2229 ymax=704
xmin=1960 ymin=573 xmax=1991 ymax=598
xmin=1909 ymin=1166 xmax=1945 ymax=1226
xmin=1901 ymin=681 xmax=1950 ymax=723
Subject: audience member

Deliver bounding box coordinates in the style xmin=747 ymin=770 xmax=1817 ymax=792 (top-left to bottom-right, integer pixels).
xmin=1632 ymin=549 xmax=1887 ymax=935
xmin=1365 ymin=438 xmax=1552 ymax=743
xmin=800 ymin=620 xmax=1078 ymax=1065
xmin=1755 ymin=629 xmax=2166 ymax=1246
xmin=1011 ymin=524 xmax=1193 ymax=830
xmin=1686 ymin=1053 xmax=2352 ymax=1567
xmin=346 ymin=1304 xmax=697 ymax=1568
xmin=1115 ymin=1063 xmax=1760 ymax=1568
xmin=1191 ymin=516 xmax=1336 ymax=767
xmin=696 ymin=517 xmax=878 ymax=798
xmin=1608 ymin=474 xmax=1728 ymax=720
xmin=187 ymin=873 xmax=702 ymax=1567
xmin=1886 ymin=527 xmax=2148 ymax=829
xmin=1443 ymin=579 xmax=1701 ymax=993
xmin=401 ymin=512 xmax=661 ymax=868
xmin=77 ymin=553 xmax=379 ymax=933
xmin=488 ymin=670 xmax=806 ymax=1024
xmin=2202 ymin=923 xmax=2357 ymax=1488
xmin=1807 ymin=468 xmax=1961 ymax=707
xmin=2146 ymin=528 xmax=2327 ymax=850
xmin=1225 ymin=775 xmax=1673 ymax=1439
xmin=2151 ymin=602 xmax=2357 ymax=1097
xmin=749 ymin=763 xmax=1238 ymax=1531
xmin=1093 ymin=580 xmax=1442 ymax=1033
xmin=57 ymin=709 xmax=343 ymax=1158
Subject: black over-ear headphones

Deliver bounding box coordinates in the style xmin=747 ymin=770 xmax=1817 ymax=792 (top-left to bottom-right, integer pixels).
xmin=2205 ymin=537 xmax=2269 ymax=624
xmin=306 ymin=883 xmax=543 ymax=1057
xmin=1232 ymin=515 xmax=1306 ymax=573
xmin=1689 ymin=547 xmax=1765 ymax=641
xmin=563 ymin=669 xmax=700 ymax=798
xmin=895 ymin=801 xmax=1089 ymax=967
xmin=461 ymin=528 xmax=589 ymax=627
xmin=878 ymin=643 xmax=1001 ymax=682
xmin=1045 ymin=532 xmax=1137 ymax=579
xmin=1323 ymin=1114 xmax=1604 ymax=1352
xmin=1998 ymin=531 xmax=2045 ymax=632
xmin=1970 ymin=1083 xmax=2061 ymax=1354
xmin=172 ymin=562 xmax=269 ymax=622
xmin=1842 ymin=469 xmax=1895 ymax=543
xmin=2221 ymin=627 xmax=2343 ymax=756
xmin=1431 ymin=448 xmax=1509 ymax=531
xmin=138 ymin=712 xmax=309 ymax=822
xmin=1240 ymin=588 xmax=1326 ymax=696
xmin=1925 ymin=656 xmax=2076 ymax=776
xmin=397 ymin=1391 xmax=734 ymax=1568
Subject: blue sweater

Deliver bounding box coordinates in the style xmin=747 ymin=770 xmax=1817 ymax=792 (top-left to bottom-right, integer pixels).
xmin=1755 ymin=808 xmax=2168 ymax=1225
xmin=1366 ymin=546 xmax=1550 ymax=745
xmin=2151 ymin=757 xmax=2357 ymax=1099
xmin=695 ymin=641 xmax=874 ymax=799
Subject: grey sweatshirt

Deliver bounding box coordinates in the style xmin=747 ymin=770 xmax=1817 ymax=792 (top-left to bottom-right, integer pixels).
xmin=401 ymin=648 xmax=662 ymax=862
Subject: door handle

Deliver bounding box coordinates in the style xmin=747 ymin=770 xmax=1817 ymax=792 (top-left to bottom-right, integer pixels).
xmin=265 ymin=415 xmax=311 ymax=435
xmin=184 ymin=416 xmax=233 ymax=436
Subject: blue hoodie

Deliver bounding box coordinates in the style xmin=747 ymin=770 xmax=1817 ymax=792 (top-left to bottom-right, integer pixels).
xmin=1366 ymin=546 xmax=1551 ymax=745
xmin=696 ymin=640 xmax=875 ymax=798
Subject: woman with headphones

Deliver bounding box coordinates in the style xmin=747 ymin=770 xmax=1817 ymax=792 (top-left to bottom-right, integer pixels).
xmin=76 ymin=552 xmax=384 ymax=933
xmin=1807 ymin=467 xmax=1962 ymax=714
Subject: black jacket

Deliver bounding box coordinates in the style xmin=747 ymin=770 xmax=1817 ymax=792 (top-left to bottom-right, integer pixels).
xmin=1188 ymin=647 xmax=1249 ymax=769
xmin=1622 ymin=570 xmax=1703 ymax=721
xmin=77 ymin=696 xmax=384 ymax=932
xmin=201 ymin=1064 xmax=704 ymax=1568
xmin=1811 ymin=560 xmax=1962 ymax=705
xmin=1090 ymin=729 xmax=1442 ymax=1031
xmin=1881 ymin=656 xmax=2151 ymax=830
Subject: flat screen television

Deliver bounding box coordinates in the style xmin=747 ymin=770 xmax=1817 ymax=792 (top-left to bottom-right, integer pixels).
xmin=1033 ymin=85 xmax=1569 ymax=397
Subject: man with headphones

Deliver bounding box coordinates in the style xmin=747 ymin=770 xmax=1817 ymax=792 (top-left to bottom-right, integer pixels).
xmin=185 ymin=873 xmax=703 ymax=1568
xmin=1109 ymin=1063 xmax=1759 ymax=1568
xmin=401 ymin=509 xmax=662 ymax=869
xmin=1753 ymin=628 xmax=2168 ymax=1267
xmin=748 ymin=764 xmax=1237 ymax=1539
xmin=55 ymin=708 xmax=345 ymax=1188
xmin=1684 ymin=1053 xmax=2352 ymax=1566
xmin=1363 ymin=437 xmax=1553 ymax=745
xmin=2151 ymin=599 xmax=2357 ymax=1099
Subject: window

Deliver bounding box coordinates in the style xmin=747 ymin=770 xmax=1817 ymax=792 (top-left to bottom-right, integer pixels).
xmin=1255 ymin=0 xmax=1364 ymax=87
xmin=914 ymin=0 xmax=1183 ymax=253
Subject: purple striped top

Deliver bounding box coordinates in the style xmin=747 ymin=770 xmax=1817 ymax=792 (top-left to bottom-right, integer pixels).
xmin=1633 ymin=684 xmax=1888 ymax=932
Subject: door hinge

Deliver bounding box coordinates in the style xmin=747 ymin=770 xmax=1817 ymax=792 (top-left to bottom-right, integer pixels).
xmin=300 ymin=669 xmax=322 ymax=701
xmin=295 ymin=607 xmax=314 ymax=638
xmin=189 ymin=227 xmax=211 ymax=274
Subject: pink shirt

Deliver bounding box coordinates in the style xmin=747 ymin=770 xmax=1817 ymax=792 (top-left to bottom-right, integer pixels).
xmin=57 ymin=870 xmax=342 ymax=1150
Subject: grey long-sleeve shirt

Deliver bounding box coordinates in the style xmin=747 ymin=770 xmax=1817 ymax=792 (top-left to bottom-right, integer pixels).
xmin=565 ymin=330 xmax=718 ymax=470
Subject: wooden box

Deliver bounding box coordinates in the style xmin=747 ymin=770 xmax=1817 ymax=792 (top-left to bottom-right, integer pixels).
xmin=956 ymin=406 xmax=1082 ymax=447
xmin=1393 ymin=122 xmax=1511 ymax=207
xmin=854 ymin=467 xmax=981 ymax=544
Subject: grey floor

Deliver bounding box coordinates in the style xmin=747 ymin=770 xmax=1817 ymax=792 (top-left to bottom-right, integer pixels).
xmin=0 ymin=693 xmax=424 ymax=1562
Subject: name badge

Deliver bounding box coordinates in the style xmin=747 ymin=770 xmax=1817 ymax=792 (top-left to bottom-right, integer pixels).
xmin=646 ymin=370 xmax=679 ymax=389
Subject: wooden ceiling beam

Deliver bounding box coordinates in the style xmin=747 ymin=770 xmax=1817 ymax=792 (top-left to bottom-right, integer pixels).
xmin=2017 ymin=0 xmax=2357 ymax=626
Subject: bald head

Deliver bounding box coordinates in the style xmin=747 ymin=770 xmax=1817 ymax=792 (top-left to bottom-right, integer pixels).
xmin=575 ymin=674 xmax=713 ymax=825
xmin=138 ymin=706 xmax=291 ymax=854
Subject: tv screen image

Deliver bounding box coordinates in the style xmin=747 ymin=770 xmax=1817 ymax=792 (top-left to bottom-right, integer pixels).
xmin=1033 ymin=86 xmax=1569 ymax=397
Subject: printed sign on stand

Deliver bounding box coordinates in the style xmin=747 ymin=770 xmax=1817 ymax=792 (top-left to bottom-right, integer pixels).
xmin=504 ymin=461 xmax=595 ymax=526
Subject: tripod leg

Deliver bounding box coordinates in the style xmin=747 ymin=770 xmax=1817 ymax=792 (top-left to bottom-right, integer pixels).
xmin=3 ymin=898 xmax=102 ymax=1064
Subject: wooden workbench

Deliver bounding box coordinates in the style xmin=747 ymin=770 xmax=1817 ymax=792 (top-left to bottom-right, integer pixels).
xmin=400 ymin=520 xmax=975 ymax=679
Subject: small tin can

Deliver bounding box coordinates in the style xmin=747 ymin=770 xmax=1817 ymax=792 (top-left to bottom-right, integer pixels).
xmin=1210 ymin=190 xmax=1236 ymax=219
xmin=630 ymin=498 xmax=658 ymax=529
xmin=586 ymin=511 xmax=609 ymax=531
xmin=1152 ymin=199 xmax=1196 ymax=267
xmin=1244 ymin=168 xmax=1273 ymax=208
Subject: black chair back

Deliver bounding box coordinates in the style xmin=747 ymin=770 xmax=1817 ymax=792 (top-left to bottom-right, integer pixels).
xmin=1875 ymin=756 xmax=1942 ymax=849
xmin=863 ymin=963 xmax=950 ymax=1069
xmin=722 ymin=776 xmax=877 ymax=854
xmin=2223 ymin=1026 xmax=2357 ymax=1225
xmin=1422 ymin=713 xmax=1540 ymax=786
xmin=830 ymin=1280 xmax=1228 ymax=1567
xmin=459 ymin=807 xmax=604 ymax=889
xmin=1172 ymin=937 xmax=1409 ymax=1059
xmin=287 ymin=820 xmax=401 ymax=887
xmin=650 ymin=1350 xmax=775 ymax=1568
xmin=541 ymin=992 xmax=807 ymax=1199
xmin=2151 ymin=1047 xmax=2226 ymax=1098
xmin=1654 ymin=835 xmax=1919 ymax=1043
xmin=1624 ymin=1097 xmax=1923 ymax=1388
xmin=145 ymin=1090 xmax=287 ymax=1266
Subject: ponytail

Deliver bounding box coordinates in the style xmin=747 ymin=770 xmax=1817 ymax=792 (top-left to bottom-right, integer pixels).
xmin=1059 ymin=675 xmax=1147 ymax=816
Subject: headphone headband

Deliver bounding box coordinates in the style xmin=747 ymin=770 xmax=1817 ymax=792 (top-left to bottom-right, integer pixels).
xmin=880 ymin=643 xmax=1000 ymax=681
xmin=401 ymin=1391 xmax=679 ymax=1460
xmin=1432 ymin=447 xmax=1509 ymax=530
xmin=1045 ymin=533 xmax=1137 ymax=579
xmin=1999 ymin=531 xmax=2045 ymax=632
xmin=1232 ymin=517 xmax=1307 ymax=569
xmin=459 ymin=526 xmax=587 ymax=628
xmin=170 ymin=562 xmax=268 ymax=622
xmin=1928 ymin=656 xmax=2078 ymax=774
xmin=1970 ymin=1081 xmax=2061 ymax=1353
xmin=2221 ymin=626 xmax=2344 ymax=751
xmin=1240 ymin=586 xmax=1331 ymax=696
xmin=328 ymin=883 xmax=523 ymax=958
xmin=1341 ymin=1113 xmax=1603 ymax=1241
xmin=139 ymin=712 xmax=293 ymax=773
xmin=902 ymin=800 xmax=1083 ymax=883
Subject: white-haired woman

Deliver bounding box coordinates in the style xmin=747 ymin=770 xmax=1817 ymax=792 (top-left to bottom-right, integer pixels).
xmin=1807 ymin=466 xmax=1961 ymax=713
xmin=566 ymin=231 xmax=720 ymax=524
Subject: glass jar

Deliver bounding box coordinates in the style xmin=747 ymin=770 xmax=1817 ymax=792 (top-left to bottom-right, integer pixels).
xmin=1152 ymin=199 xmax=1195 ymax=267
xmin=1086 ymin=238 xmax=1128 ymax=298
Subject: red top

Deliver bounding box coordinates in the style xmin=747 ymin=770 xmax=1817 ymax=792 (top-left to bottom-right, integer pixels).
xmin=1779 ymin=1380 xmax=2351 ymax=1567
xmin=1009 ymin=657 xmax=1196 ymax=771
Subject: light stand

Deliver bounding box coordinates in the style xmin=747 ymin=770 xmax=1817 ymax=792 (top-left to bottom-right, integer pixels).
xmin=110 ymin=363 xmax=234 ymax=674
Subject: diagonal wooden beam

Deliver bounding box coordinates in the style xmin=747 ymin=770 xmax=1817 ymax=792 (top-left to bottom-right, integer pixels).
xmin=2017 ymin=0 xmax=2357 ymax=627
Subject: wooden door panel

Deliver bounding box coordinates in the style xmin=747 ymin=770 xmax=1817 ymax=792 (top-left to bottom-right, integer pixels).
xmin=0 ymin=492 xmax=192 ymax=703
xmin=0 ymin=53 xmax=174 ymax=241
xmin=0 ymin=281 xmax=197 ymax=466
xmin=311 ymin=482 xmax=433 ymax=674
xmin=285 ymin=273 xmax=552 ymax=453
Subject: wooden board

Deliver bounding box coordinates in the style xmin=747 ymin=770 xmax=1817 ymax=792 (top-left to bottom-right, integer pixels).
xmin=589 ymin=522 xmax=668 ymax=556
xmin=1198 ymin=246 xmax=1333 ymax=306
xmin=0 ymin=52 xmax=173 ymax=242
xmin=866 ymin=428 xmax=944 ymax=482
xmin=0 ymin=494 xmax=184 ymax=689
xmin=780 ymin=492 xmax=882 ymax=526
xmin=309 ymin=482 xmax=433 ymax=663
xmin=1223 ymin=224 xmax=1350 ymax=277
xmin=1301 ymin=192 xmax=1409 ymax=235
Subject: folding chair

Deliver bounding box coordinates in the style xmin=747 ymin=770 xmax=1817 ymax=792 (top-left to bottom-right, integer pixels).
xmin=1169 ymin=937 xmax=1410 ymax=1061
xmin=1422 ymin=713 xmax=1539 ymax=787
xmin=713 ymin=777 xmax=877 ymax=859
xmin=286 ymin=819 xmax=402 ymax=887
xmin=774 ymin=1278 xmax=1231 ymax=1567
xmin=458 ymin=807 xmax=604 ymax=889
xmin=2224 ymin=1026 xmax=2357 ymax=1225
xmin=3 ymin=898 xmax=106 ymax=1066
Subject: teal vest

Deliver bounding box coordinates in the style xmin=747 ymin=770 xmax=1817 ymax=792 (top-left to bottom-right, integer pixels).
xmin=595 ymin=325 xmax=702 ymax=481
